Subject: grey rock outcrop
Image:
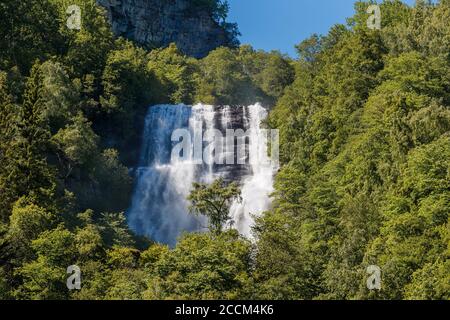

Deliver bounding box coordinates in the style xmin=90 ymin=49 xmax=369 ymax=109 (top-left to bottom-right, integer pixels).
xmin=97 ymin=0 xmax=236 ymax=58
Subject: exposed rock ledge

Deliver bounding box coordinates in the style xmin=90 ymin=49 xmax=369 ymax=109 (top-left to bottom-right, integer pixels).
xmin=97 ymin=0 xmax=234 ymax=58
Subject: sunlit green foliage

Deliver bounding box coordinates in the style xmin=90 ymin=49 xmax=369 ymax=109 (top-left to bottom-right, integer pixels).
xmin=145 ymin=231 xmax=253 ymax=300
xmin=260 ymin=0 xmax=449 ymax=300
xmin=188 ymin=178 xmax=242 ymax=235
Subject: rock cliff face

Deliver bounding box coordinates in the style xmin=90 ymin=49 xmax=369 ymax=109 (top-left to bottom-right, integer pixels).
xmin=97 ymin=0 xmax=235 ymax=58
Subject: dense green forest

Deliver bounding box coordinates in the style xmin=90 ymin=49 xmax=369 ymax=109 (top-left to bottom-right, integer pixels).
xmin=0 ymin=0 xmax=448 ymax=300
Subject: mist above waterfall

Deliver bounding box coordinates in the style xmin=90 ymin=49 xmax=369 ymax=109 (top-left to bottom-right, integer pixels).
xmin=127 ymin=104 xmax=278 ymax=246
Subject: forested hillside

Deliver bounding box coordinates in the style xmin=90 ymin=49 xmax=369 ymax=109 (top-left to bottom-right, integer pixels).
xmin=0 ymin=0 xmax=448 ymax=300
xmin=263 ymin=0 xmax=449 ymax=299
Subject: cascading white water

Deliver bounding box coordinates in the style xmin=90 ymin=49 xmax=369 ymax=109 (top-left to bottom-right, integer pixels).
xmin=127 ymin=105 xmax=202 ymax=246
xmin=229 ymin=105 xmax=276 ymax=237
xmin=127 ymin=103 xmax=277 ymax=246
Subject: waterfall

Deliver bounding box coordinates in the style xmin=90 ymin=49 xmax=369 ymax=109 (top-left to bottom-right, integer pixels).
xmin=229 ymin=105 xmax=276 ymax=238
xmin=127 ymin=103 xmax=277 ymax=246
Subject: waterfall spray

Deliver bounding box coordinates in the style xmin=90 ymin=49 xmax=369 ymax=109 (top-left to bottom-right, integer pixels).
xmin=127 ymin=103 xmax=278 ymax=246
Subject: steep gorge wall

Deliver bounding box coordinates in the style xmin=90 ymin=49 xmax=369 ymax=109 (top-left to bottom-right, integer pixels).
xmin=97 ymin=0 xmax=234 ymax=58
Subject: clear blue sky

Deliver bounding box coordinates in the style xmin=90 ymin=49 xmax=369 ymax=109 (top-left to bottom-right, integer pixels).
xmin=227 ymin=0 xmax=417 ymax=57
